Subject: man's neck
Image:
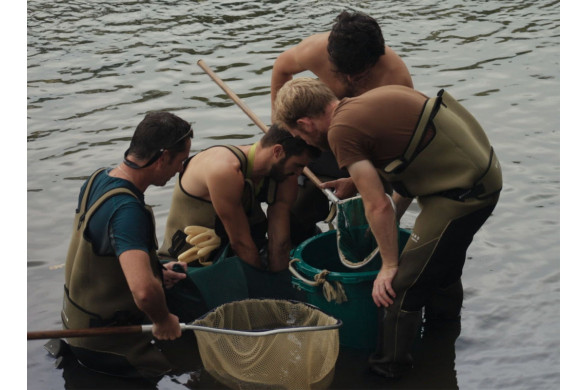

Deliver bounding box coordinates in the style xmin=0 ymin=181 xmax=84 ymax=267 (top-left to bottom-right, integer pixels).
xmin=321 ymin=100 xmax=339 ymax=127
xmin=110 ymin=162 xmax=150 ymax=193
xmin=249 ymin=144 xmax=272 ymax=179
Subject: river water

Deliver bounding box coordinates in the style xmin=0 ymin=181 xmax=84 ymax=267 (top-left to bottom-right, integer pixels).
xmin=26 ymin=1 xmax=561 ymax=389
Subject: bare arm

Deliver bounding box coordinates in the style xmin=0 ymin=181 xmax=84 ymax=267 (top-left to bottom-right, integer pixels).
xmin=320 ymin=177 xmax=357 ymax=199
xmin=119 ymin=250 xmax=181 ymax=340
xmin=266 ymin=175 xmax=298 ymax=272
xmin=347 ymin=160 xmax=399 ymax=308
xmin=270 ymin=33 xmax=331 ymax=121
xmin=271 ymin=47 xmax=306 ymax=121
xmin=207 ymin=166 xmax=261 ymax=268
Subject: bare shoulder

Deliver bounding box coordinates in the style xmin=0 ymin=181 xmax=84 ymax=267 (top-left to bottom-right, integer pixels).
xmin=376 ymin=46 xmax=413 ymax=88
xmin=295 ymin=32 xmax=330 ymax=70
xmin=200 ymin=147 xmax=243 ymax=177
xmin=182 ymin=146 xmax=244 ymax=197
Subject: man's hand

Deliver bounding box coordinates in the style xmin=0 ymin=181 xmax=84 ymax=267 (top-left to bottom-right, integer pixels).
xmin=161 ymin=261 xmax=187 ymax=289
xmin=120 ymin=250 xmax=182 ymax=339
xmin=152 ymin=313 xmax=182 ymax=340
xmin=320 ymin=177 xmax=356 ymax=199
xmin=372 ymin=264 xmax=398 ymax=307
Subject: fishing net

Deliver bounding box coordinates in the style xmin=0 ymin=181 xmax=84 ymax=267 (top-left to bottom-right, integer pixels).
xmin=191 ymin=299 xmax=341 ymax=390
xmin=336 ymin=194 xmax=396 ymax=269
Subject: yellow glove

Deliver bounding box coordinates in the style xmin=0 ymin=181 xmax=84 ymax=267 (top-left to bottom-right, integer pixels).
xmin=177 ymin=226 xmax=221 ymax=265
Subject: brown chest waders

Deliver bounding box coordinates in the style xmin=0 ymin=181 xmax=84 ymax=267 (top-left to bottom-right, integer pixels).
xmin=160 ymin=145 xmax=276 ymax=259
xmin=370 ymin=90 xmax=502 ymax=378
xmin=62 ymin=169 xmax=171 ymax=378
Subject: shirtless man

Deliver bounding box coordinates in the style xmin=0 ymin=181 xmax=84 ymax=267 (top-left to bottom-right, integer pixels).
xmin=160 ymin=125 xmax=320 ymax=272
xmin=270 ymin=10 xmax=413 ymax=243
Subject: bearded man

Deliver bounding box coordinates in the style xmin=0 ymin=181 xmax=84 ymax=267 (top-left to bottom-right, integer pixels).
xmin=159 ymin=124 xmax=320 ymax=272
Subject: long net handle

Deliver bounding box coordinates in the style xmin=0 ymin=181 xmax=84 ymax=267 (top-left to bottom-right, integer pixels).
xmin=196 ymin=59 xmax=338 ymax=204
xmin=27 ymin=325 xmax=149 ymax=340
xmin=197 ymin=59 xmax=269 ymax=133
xmin=29 ymin=320 xmax=342 ymax=340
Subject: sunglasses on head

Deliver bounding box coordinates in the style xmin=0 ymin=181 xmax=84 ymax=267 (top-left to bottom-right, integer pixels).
xmin=124 ymin=127 xmax=193 ymax=169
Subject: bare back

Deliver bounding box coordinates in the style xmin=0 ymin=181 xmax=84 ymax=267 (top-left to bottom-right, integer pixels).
xmin=271 ymin=32 xmax=413 ymax=119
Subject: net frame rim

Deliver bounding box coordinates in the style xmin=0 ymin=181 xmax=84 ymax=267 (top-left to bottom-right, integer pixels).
xmin=189 ymin=299 xmax=343 ymax=337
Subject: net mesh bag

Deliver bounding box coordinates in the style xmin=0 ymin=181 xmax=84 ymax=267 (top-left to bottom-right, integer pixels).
xmin=336 ymin=194 xmax=397 ymax=269
xmin=191 ymin=299 xmax=341 ymax=390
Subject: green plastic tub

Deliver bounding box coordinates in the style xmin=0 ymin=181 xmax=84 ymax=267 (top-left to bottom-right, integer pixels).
xmin=290 ymin=227 xmax=411 ymax=350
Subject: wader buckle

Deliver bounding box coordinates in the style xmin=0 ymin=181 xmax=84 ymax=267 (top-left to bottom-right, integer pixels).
xmin=168 ymin=229 xmax=188 ymax=258
xmin=437 ymin=183 xmax=486 ymax=201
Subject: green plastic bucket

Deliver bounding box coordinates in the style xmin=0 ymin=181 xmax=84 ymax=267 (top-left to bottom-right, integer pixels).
xmin=290 ymin=227 xmax=411 ymax=350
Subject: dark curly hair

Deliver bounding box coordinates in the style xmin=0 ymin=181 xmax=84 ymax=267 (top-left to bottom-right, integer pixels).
xmin=327 ymin=11 xmax=385 ymax=75
xmin=261 ymin=124 xmax=321 ymax=160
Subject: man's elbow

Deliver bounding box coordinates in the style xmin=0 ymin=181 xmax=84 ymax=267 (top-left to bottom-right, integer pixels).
xmin=131 ymin=283 xmax=159 ymax=311
xmin=365 ymin=198 xmax=394 ymax=218
xmin=230 ymin=238 xmax=257 ymax=256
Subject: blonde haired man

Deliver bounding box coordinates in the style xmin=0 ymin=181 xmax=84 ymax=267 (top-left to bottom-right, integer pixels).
xmin=274 ymin=78 xmax=502 ymax=378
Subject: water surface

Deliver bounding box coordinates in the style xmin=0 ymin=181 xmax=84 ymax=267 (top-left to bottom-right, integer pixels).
xmin=27 ymin=1 xmax=560 ymax=389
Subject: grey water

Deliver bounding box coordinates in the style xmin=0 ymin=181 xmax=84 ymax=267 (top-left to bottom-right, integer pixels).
xmin=27 ymin=1 xmax=560 ymax=389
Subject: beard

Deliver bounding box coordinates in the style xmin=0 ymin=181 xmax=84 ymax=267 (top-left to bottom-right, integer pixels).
xmin=316 ymin=131 xmax=331 ymax=152
xmin=268 ymin=158 xmax=291 ymax=182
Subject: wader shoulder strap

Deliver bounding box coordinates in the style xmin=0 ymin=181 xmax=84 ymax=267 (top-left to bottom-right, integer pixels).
xmin=384 ymin=89 xmax=444 ymax=174
xmin=79 ymin=187 xmax=139 ymax=231
xmin=78 ymin=168 xmax=107 ymax=213
xmin=221 ymin=145 xmax=248 ymax=176
xmin=218 ymin=145 xmax=257 ymax=214
xmin=76 ymin=168 xmax=107 ymax=230
xmin=246 ymin=142 xmax=266 ymax=196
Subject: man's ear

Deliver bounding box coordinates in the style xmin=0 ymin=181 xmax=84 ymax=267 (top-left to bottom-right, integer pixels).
xmin=296 ymin=117 xmax=312 ymax=133
xmin=273 ymin=144 xmax=285 ymax=159
xmin=159 ymin=149 xmax=171 ymax=166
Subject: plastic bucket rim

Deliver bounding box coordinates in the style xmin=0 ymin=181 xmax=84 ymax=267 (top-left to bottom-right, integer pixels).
xmin=291 ymin=228 xmax=411 ymax=283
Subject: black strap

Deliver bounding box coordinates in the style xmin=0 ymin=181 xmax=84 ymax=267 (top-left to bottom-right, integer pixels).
xmin=434 ymin=147 xmax=496 ymax=201
xmin=168 ymin=229 xmax=188 ymax=258
xmin=384 ymin=89 xmax=444 ymax=175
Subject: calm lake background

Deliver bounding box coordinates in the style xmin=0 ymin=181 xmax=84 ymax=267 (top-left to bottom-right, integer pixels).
xmin=26 ymin=0 xmax=562 ymax=389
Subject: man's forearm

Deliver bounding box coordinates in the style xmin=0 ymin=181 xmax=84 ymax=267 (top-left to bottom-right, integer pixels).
xmin=230 ymin=236 xmax=261 ymax=267
xmin=267 ymin=205 xmax=292 ymax=271
xmin=132 ymin=277 xmax=173 ymax=324
xmin=365 ymin=200 xmax=400 ymax=268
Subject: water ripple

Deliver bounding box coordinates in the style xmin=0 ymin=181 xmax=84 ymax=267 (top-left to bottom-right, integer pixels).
xmin=27 ymin=1 xmax=560 ymax=389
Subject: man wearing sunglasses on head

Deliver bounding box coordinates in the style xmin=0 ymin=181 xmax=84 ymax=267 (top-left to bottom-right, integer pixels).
xmin=61 ymin=111 xmax=193 ymax=380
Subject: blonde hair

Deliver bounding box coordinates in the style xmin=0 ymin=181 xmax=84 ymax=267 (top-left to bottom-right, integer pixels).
xmin=273 ymin=78 xmax=337 ymax=129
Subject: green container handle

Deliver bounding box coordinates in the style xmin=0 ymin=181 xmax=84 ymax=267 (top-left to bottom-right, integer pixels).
xmin=289 ymin=259 xmax=323 ymax=287
xmin=289 ymin=259 xmax=350 ymax=303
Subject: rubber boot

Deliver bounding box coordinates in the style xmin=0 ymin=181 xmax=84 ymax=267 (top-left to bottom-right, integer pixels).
xmin=417 ymin=317 xmax=461 ymax=388
xmin=369 ymin=309 xmax=422 ymax=379
xmin=424 ymin=279 xmax=463 ymax=324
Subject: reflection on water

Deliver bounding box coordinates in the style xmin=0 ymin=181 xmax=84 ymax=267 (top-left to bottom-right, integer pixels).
xmin=27 ymin=0 xmax=559 ymax=389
